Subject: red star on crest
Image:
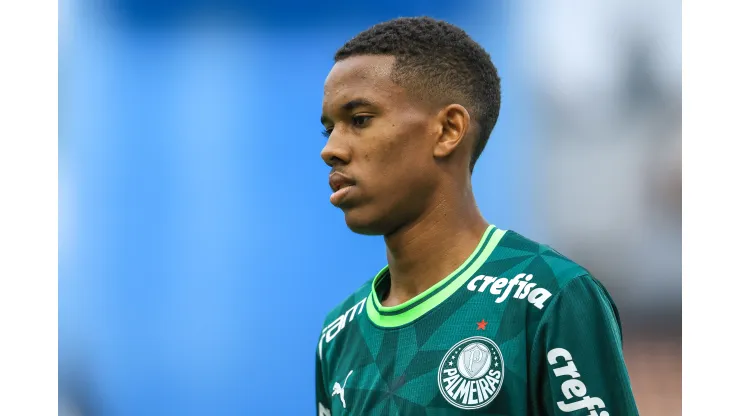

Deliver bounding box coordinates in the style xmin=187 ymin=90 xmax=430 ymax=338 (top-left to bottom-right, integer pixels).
xmin=477 ymin=319 xmax=488 ymax=330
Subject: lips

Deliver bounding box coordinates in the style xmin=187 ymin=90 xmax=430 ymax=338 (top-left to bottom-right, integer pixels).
xmin=329 ymin=172 xmax=355 ymax=193
xmin=329 ymin=172 xmax=356 ymax=206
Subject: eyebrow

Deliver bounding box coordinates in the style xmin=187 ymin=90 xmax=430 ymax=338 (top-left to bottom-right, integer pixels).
xmin=342 ymin=98 xmax=374 ymax=112
xmin=321 ymin=98 xmax=376 ymax=126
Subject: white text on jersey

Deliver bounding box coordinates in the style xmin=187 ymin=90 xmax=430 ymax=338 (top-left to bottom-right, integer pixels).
xmin=318 ymin=298 xmax=366 ymax=360
xmin=318 ymin=402 xmax=331 ymax=416
xmin=547 ymin=347 xmax=610 ymax=415
xmin=466 ymin=273 xmax=552 ymax=309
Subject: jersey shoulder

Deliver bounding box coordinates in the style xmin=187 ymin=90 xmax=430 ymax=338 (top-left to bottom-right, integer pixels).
xmin=316 ymin=276 xmax=374 ymax=361
xmin=495 ymin=231 xmax=625 ymax=342
xmin=319 ymin=277 xmax=374 ymax=329
xmin=498 ymin=229 xmax=593 ymax=286
xmin=470 ymin=229 xmax=619 ymax=338
xmin=472 ymin=229 xmax=597 ymax=310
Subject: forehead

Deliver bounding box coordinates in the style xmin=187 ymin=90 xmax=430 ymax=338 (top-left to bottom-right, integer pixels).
xmin=323 ymin=55 xmax=406 ymax=110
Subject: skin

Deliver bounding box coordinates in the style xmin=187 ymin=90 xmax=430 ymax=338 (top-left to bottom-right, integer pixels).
xmin=320 ymin=55 xmax=489 ymax=307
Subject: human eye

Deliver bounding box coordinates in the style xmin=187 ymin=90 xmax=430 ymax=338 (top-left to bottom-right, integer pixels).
xmin=351 ymin=115 xmax=372 ymax=128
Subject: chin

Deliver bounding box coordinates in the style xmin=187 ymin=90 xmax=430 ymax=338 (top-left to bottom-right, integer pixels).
xmin=342 ymin=206 xmax=393 ymax=236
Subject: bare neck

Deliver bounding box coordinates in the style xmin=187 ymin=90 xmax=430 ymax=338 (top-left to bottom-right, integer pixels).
xmin=381 ymin=183 xmax=489 ymax=307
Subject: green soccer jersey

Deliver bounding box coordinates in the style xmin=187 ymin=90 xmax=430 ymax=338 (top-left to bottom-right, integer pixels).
xmin=316 ymin=225 xmax=639 ymax=415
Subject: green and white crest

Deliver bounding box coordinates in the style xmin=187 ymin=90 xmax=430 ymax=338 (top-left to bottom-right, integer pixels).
xmin=437 ymin=336 xmax=505 ymax=410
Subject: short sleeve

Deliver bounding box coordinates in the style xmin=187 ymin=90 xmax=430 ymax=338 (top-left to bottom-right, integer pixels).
xmin=529 ymin=275 xmax=640 ymax=416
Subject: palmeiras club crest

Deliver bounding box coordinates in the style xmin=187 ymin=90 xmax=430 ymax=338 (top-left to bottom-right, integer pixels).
xmin=437 ymin=336 xmax=505 ymax=410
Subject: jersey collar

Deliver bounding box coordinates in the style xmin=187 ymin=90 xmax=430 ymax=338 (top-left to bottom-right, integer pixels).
xmin=366 ymin=224 xmax=506 ymax=328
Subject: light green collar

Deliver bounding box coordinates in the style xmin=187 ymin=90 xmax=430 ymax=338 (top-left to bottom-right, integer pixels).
xmin=366 ymin=225 xmax=506 ymax=328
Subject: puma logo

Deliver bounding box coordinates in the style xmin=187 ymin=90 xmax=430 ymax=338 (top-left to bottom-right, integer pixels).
xmin=331 ymin=370 xmax=353 ymax=409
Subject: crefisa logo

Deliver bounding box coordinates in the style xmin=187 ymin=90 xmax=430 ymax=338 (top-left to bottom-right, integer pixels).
xmin=438 ymin=336 xmax=505 ymax=410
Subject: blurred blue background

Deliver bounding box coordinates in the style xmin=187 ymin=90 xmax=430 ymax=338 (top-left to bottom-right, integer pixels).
xmin=59 ymin=0 xmax=681 ymax=414
xmin=59 ymin=1 xmax=533 ymax=415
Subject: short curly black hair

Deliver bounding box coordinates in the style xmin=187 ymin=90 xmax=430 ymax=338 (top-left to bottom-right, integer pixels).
xmin=335 ymin=17 xmax=501 ymax=173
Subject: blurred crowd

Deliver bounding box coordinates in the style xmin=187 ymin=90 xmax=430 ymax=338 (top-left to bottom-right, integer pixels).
xmin=517 ymin=0 xmax=681 ymax=413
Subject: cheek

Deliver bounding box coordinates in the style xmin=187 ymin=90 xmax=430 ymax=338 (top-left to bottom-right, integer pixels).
xmin=360 ymin=122 xmax=431 ymax=180
xmin=362 ymin=136 xmax=404 ymax=164
xmin=377 ymin=140 xmax=429 ymax=189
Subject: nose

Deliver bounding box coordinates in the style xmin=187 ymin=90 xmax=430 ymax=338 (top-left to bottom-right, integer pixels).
xmin=320 ymin=133 xmax=351 ymax=167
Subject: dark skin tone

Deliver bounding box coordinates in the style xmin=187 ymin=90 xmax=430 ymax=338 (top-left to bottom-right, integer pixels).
xmin=320 ymin=55 xmax=489 ymax=307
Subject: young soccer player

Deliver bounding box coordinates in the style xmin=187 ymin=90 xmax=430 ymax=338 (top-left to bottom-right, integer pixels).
xmin=316 ymin=17 xmax=639 ymax=415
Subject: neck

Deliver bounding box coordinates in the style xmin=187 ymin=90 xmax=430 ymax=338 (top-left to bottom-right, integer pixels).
xmin=381 ymin=182 xmax=488 ymax=307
